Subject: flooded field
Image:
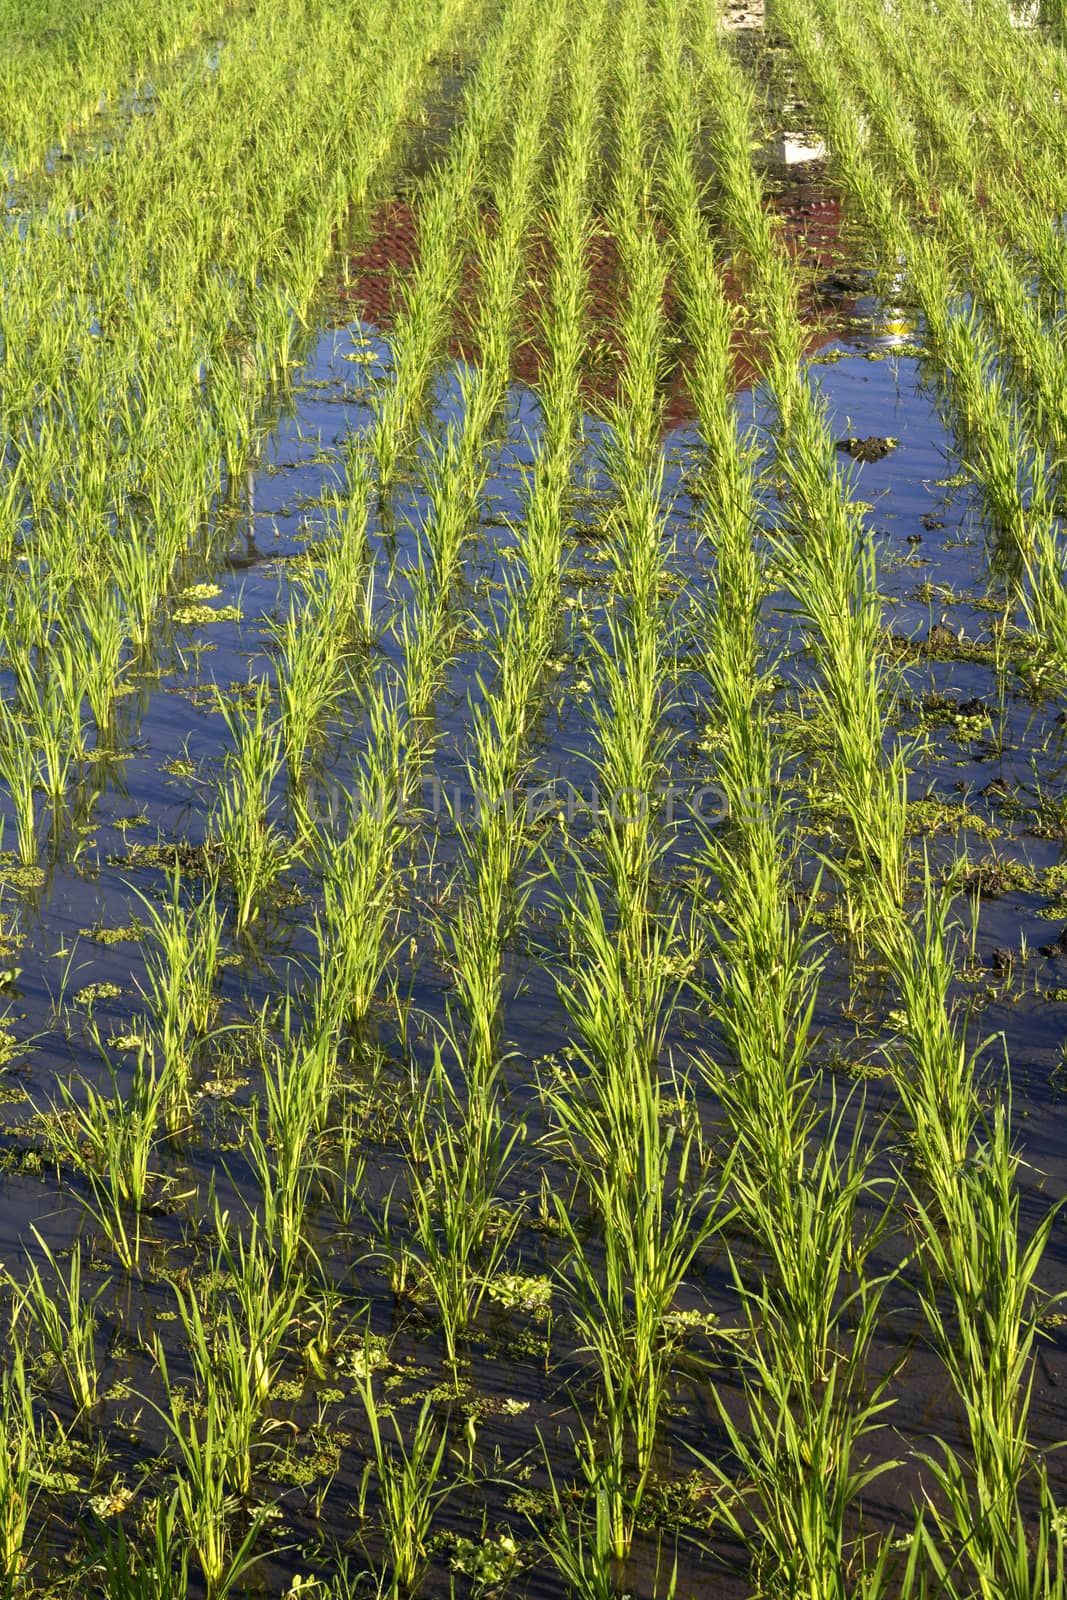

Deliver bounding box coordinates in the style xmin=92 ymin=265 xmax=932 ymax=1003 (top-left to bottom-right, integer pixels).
xmin=1 ymin=0 xmax=1066 ymax=1595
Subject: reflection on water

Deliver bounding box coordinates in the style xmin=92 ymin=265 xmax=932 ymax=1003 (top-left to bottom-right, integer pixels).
xmin=340 ymin=189 xmax=855 ymax=424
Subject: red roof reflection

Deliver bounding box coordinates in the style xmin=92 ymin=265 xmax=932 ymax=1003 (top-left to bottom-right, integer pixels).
xmin=338 ymin=192 xmax=850 ymax=427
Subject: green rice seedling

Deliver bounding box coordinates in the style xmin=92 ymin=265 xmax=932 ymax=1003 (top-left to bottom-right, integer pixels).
xmin=534 ymin=1466 xmax=622 ymax=1600
xmin=323 ymin=1088 xmax=371 ymax=1229
xmin=694 ymin=861 xmax=822 ymax=1194
xmin=875 ymin=866 xmax=978 ymax=1199
xmin=92 ymin=1489 xmax=189 ymax=1600
xmin=6 ymin=1231 xmax=107 ymax=1416
xmin=659 ymin=29 xmax=762 ymax=578
xmin=215 ymin=1211 xmax=306 ymax=1392
xmin=167 ymin=1235 xmax=299 ymax=1500
xmin=270 ymin=597 xmax=348 ymax=783
xmin=456 ymin=11 xmax=559 ymax=398
xmin=212 ymin=680 xmax=290 ymax=931
xmin=385 ymin=0 xmax=562 ymax=788
xmin=395 ymin=558 xmax=448 ymax=724
xmin=906 ymin=1452 xmax=1066 ymax=1600
xmin=780 ymin=538 xmax=902 ymax=929
xmin=0 ymin=0 xmax=468 ymax=831
xmin=30 ymin=692 xmax=80 ymax=816
xmin=108 ymin=515 xmax=171 ymax=654
xmin=776 ymin=0 xmax=1049 ymax=593
xmin=284 ymin=1014 xmax=342 ymax=1145
xmin=687 ymin=1104 xmax=901 ymax=1597
xmin=657 ymin=32 xmax=912 ymax=1575
xmin=0 ymin=0 xmax=234 ymax=177
xmin=0 ymin=704 xmax=41 ymax=868
xmin=555 ymin=871 xmax=679 ymax=1105
xmin=905 ymin=1104 xmax=1063 ymax=1593
xmin=680 ymin=26 xmax=918 ymax=1583
xmin=570 ymin=22 xmax=675 ymax=1036
xmin=136 ymin=867 xmax=225 ymax=1126
xmin=482 ymin=559 xmax=557 ymax=754
xmin=294 ymin=1263 xmax=352 ymax=1386
xmin=956 ymin=232 xmax=1067 ymax=480
xmin=770 ymin=470 xmax=910 ymax=933
xmin=814 ymin=0 xmax=1064 ymax=252
xmin=359 ymin=1384 xmax=449 ymax=1598
xmin=373 ymin=1185 xmax=415 ymax=1303
xmin=5 ymin=574 xmax=62 ymax=663
xmin=402 ymin=410 xmax=487 ymax=684
xmin=545 ymin=1061 xmax=726 ymax=1558
xmin=401 ymin=1044 xmax=524 ymax=1368
xmin=73 ymin=588 xmax=127 ymax=744
xmin=150 ymin=1334 xmax=269 ymax=1600
xmin=735 ymin=1099 xmax=892 ymax=1387
xmin=1022 ymin=519 xmax=1067 ymax=686
xmin=584 ymin=607 xmax=672 ymax=928
xmin=367 ymin=0 xmax=543 ymax=500
xmin=444 ymin=864 xmax=516 ymax=1096
xmin=6 ymin=632 xmax=86 ymax=807
xmin=0 ymin=1353 xmax=41 ymax=1599
xmin=444 ymin=682 xmax=544 ymax=1088
xmin=819 ymin=0 xmax=1067 ymax=374
xmin=309 ymin=716 xmax=406 ymax=1044
xmin=864 ymin=853 xmax=1054 ymax=1591
xmin=687 ymin=0 xmax=910 ymax=941
xmin=368 ymin=198 xmax=456 ymax=506
xmin=906 ymin=243 xmax=1048 ymax=583
xmin=530 ymin=0 xmax=600 ymax=458
xmin=541 ymin=836 xmax=714 ymax=1556
xmin=701 ymin=1273 xmax=898 ymax=1599
xmin=312 ymin=844 xmax=399 ymax=1044
xmin=240 ymin=1051 xmax=320 ymax=1287
xmin=660 ymin=0 xmax=828 ymax=1181
xmin=48 ymin=1046 xmax=165 ymax=1271
xmin=316 ymin=447 xmax=376 ymax=646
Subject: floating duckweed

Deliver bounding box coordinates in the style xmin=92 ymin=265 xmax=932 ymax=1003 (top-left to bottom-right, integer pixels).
xmin=73 ymin=984 xmax=123 ymax=1005
xmin=171 ymin=603 xmax=243 ymax=626
xmin=485 ymin=1273 xmax=552 ymax=1313
xmin=78 ymin=921 xmax=149 ymax=946
xmin=449 ymin=1530 xmax=522 ymax=1588
xmin=340 ymin=1333 xmax=391 ymax=1380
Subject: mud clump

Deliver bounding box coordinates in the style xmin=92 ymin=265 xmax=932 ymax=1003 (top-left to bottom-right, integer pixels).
xmin=836 ymin=435 xmax=897 ymax=462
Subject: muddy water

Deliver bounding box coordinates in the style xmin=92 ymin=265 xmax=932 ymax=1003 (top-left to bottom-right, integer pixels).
xmin=1 ymin=184 xmax=1065 ymax=1591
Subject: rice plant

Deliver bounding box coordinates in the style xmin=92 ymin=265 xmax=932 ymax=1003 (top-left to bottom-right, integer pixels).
xmin=91 ymin=1491 xmax=189 ymax=1600
xmin=136 ymin=866 xmax=225 ymax=1124
xmin=150 ymin=1329 xmax=270 ymax=1600
xmin=211 ymin=680 xmax=290 ymax=931
xmin=47 ymin=1046 xmax=165 ymax=1271
xmin=0 ymin=1354 xmax=42 ymax=1599
xmin=6 ymin=1233 xmax=107 ymax=1417
xmin=399 ymin=1044 xmax=523 ymax=1368
xmin=359 ymin=1384 xmax=449 ymax=1598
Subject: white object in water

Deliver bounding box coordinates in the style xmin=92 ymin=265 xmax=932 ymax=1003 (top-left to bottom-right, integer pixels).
xmin=776 ymin=133 xmax=827 ymax=165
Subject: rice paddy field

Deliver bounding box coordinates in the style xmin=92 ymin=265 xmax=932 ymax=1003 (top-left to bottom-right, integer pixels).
xmin=4 ymin=0 xmax=1067 ymax=1593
